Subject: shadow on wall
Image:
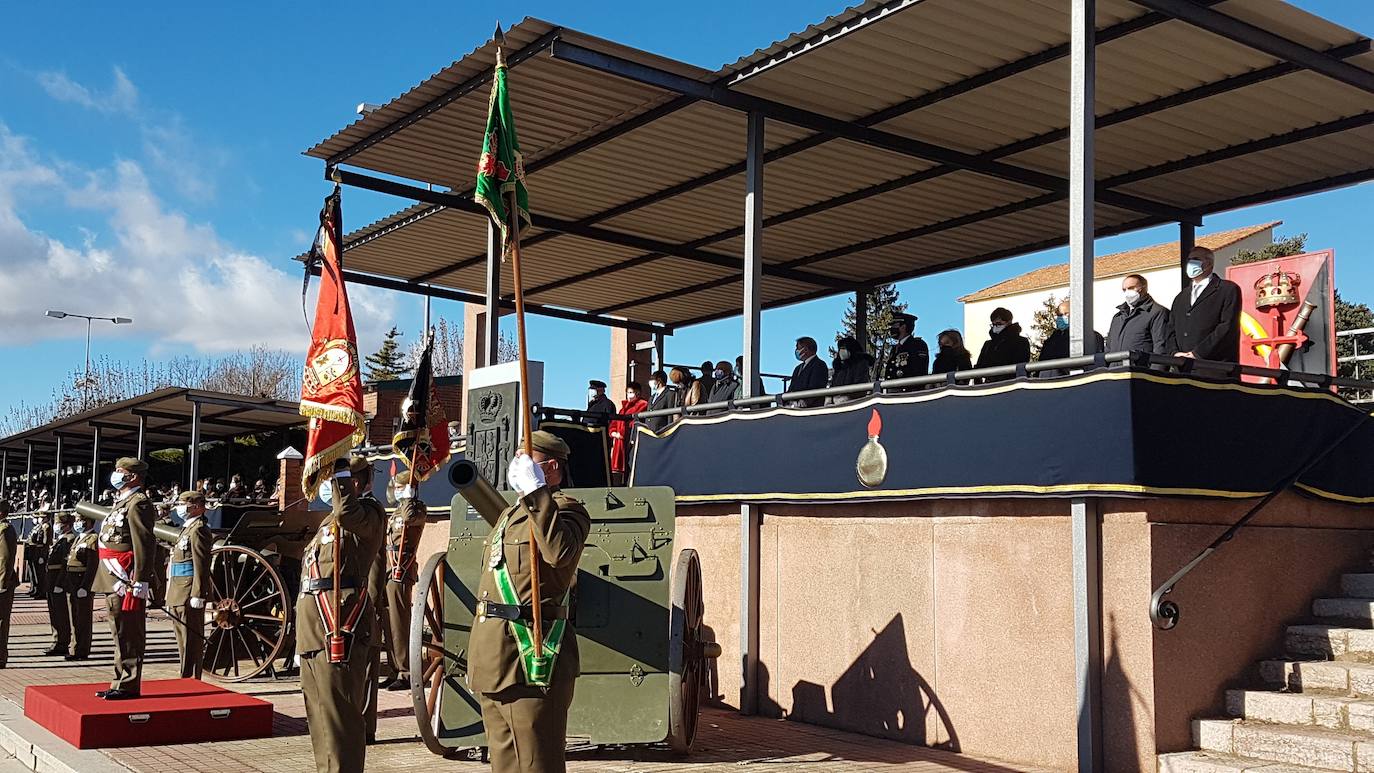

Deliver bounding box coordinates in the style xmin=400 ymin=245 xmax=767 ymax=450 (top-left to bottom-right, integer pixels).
xmin=773 ymin=614 xmax=962 ymax=756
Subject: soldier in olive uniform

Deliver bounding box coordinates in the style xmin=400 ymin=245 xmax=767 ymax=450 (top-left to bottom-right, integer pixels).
xmin=24 ymin=513 xmax=50 ymax=599
xmin=470 ymin=431 xmax=591 ymax=773
xmin=381 ymin=469 xmax=426 ymax=692
xmin=167 ymin=491 xmax=213 ymax=679
xmin=296 ymin=456 xmax=385 ymax=773
xmin=0 ymin=501 xmax=17 ymax=668
xmin=63 ymin=515 xmax=99 ymax=661
xmin=93 ymin=457 xmax=157 ymax=700
xmin=882 ymin=313 xmax=929 ymax=385
xmin=43 ymin=513 xmax=76 ymax=657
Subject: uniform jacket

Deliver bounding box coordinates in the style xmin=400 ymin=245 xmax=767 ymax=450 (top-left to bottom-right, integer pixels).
xmin=93 ymin=490 xmax=157 ymax=593
xmin=642 ymin=386 xmax=680 ymax=433
xmin=468 ymin=487 xmax=591 ymax=694
xmin=787 ymin=357 xmax=829 ymax=408
xmin=386 ymin=498 xmax=427 ymax=584
xmin=0 ymin=523 xmax=17 ymax=592
xmin=165 ymin=516 xmax=212 ymax=606
xmin=1107 ymin=295 xmax=1170 ymax=355
xmin=884 ymin=336 xmax=930 ymax=381
xmin=294 ymin=477 xmax=386 ymax=656
xmin=64 ymin=531 xmax=99 ymax=592
xmin=46 ymin=531 xmax=75 ymax=572
xmin=584 ymin=395 xmax=616 ymax=426
xmin=1166 ymin=274 xmax=1242 ymax=361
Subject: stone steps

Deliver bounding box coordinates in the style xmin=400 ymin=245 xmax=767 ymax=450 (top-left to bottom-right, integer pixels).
xmin=1226 ymin=690 xmax=1374 ymax=732
xmin=1313 ymin=599 xmax=1374 ymax=625
xmin=1258 ymin=661 xmax=1374 ymax=698
xmin=1285 ymin=625 xmax=1374 ymax=662
xmin=1194 ymin=719 xmax=1374 ymax=771
xmin=1341 ymin=574 xmax=1374 ymax=600
xmin=1160 ymin=750 xmax=1342 ymax=772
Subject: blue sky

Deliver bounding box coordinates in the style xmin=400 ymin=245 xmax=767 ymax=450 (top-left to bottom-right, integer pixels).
xmin=2 ymin=0 xmax=1372 ymax=421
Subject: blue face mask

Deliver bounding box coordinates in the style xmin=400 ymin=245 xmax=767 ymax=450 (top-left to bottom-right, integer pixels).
xmin=713 ymin=369 xmax=724 ymax=379
xmin=1186 ymin=259 xmax=1205 ymax=279
xmin=73 ymin=521 xmax=85 ymax=534
xmin=1055 ymin=315 xmax=1069 ymax=331
xmin=794 ymin=349 xmax=806 ymax=361
xmin=110 ymin=471 xmax=131 ymax=490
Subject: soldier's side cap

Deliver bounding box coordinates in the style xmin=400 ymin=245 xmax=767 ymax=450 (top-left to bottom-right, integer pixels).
xmin=588 ymin=379 xmax=606 ymax=389
xmin=893 ymin=312 xmax=918 ymax=324
xmin=530 ymin=430 xmax=570 ymax=461
xmin=115 ymin=457 xmax=149 ymax=473
xmin=393 ymin=469 xmax=412 ymax=486
xmin=178 ymin=490 xmax=207 ymax=504
xmin=56 ymin=511 xmax=74 ymax=522
xmin=348 ymin=456 xmax=372 ymax=474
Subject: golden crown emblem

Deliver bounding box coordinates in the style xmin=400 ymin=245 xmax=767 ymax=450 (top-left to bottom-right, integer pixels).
xmin=1254 ymin=268 xmax=1300 ymax=309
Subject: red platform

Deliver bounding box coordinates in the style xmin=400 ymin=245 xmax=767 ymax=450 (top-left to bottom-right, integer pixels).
xmin=24 ymin=678 xmax=273 ymax=749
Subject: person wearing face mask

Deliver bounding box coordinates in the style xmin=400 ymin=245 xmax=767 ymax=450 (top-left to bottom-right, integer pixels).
xmin=609 ymin=382 xmax=650 ymax=481
xmin=1166 ymin=245 xmax=1242 ymax=362
xmin=583 ymin=380 xmax=616 ymax=426
xmin=642 ymin=370 xmax=679 ymax=434
xmin=931 ymin=329 xmax=973 ymax=376
xmin=63 ymin=513 xmax=99 ymax=661
xmin=25 ymin=505 xmax=51 ymax=600
xmin=1107 ymin=274 xmax=1169 ymax=356
xmin=669 ymin=367 xmax=701 ymax=412
xmin=0 ymin=501 xmax=16 ymax=668
xmin=706 ymin=360 xmax=741 ymax=406
xmin=882 ymin=313 xmax=930 ymax=388
xmin=93 ymin=457 xmax=157 ymax=700
xmin=1036 ymin=298 xmax=1105 ymax=377
xmin=829 ymin=336 xmax=874 ymax=404
xmin=697 ymin=360 xmax=717 ymax=403
xmin=785 ymin=337 xmax=828 ymax=408
xmin=974 ymin=307 xmax=1031 ymax=382
xmin=167 ymin=491 xmax=212 ymax=679
xmin=43 ymin=513 xmax=77 ymax=657
xmin=381 ymin=470 xmax=426 ymax=692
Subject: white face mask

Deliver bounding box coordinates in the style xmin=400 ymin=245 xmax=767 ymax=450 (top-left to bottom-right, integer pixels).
xmin=1124 ymin=289 xmax=1141 ymax=304
xmin=838 ymin=348 xmax=851 ymax=361
xmin=1186 ymin=259 xmax=1206 ymax=279
xmin=990 ymin=323 xmax=1008 ymax=334
xmin=626 ymin=390 xmax=637 ymax=400
xmin=587 ymin=388 xmax=597 ymax=401
xmin=395 ymin=485 xmax=414 ymax=501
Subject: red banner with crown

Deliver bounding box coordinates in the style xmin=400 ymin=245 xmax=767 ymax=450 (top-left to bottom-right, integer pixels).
xmin=1227 ymin=249 xmax=1336 ymax=384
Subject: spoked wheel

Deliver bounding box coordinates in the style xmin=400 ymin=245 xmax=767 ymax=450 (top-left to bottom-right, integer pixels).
xmin=201 ymin=545 xmax=290 ymax=682
xmin=411 ymin=551 xmax=452 ymax=756
xmin=667 ymin=548 xmax=719 ymax=754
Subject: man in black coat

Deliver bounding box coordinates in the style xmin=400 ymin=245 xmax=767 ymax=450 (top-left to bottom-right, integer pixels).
xmin=882 ymin=313 xmax=929 ymax=384
xmin=786 ymin=337 xmax=828 ymax=408
xmin=642 ymin=370 xmax=679 ymax=433
xmin=1166 ymin=246 xmax=1242 ymax=362
xmin=975 ymin=307 xmax=1031 ymax=381
xmin=1037 ymin=299 xmax=1104 ymax=378
xmin=1107 ymin=274 xmax=1169 ymax=355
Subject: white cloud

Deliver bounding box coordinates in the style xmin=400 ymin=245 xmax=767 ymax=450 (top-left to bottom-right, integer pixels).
xmin=35 ymin=66 xmax=138 ymax=114
xmin=0 ymin=123 xmax=396 ymax=355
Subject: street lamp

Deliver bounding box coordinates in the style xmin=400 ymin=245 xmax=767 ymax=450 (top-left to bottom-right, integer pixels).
xmin=44 ymin=310 xmax=133 ymax=410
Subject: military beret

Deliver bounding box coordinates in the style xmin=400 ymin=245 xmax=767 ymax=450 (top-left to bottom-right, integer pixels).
xmin=178 ymin=490 xmax=207 ymax=504
xmin=348 ymin=456 xmax=372 ymax=475
xmin=56 ymin=511 xmax=74 ymax=523
xmin=588 ymin=380 xmax=606 ymax=389
xmin=393 ymin=469 xmax=412 ymax=486
xmin=115 ymin=457 xmax=149 ymax=473
xmin=529 ymin=430 xmax=570 ymax=461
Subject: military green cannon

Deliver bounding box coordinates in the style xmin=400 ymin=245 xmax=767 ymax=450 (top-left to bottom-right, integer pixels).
xmin=75 ymin=500 xmax=305 ymax=682
xmin=408 ymin=460 xmax=718 ymax=756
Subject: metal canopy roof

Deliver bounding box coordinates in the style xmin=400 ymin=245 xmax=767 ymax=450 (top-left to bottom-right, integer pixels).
xmin=0 ymin=389 xmax=303 ymax=469
xmin=304 ymin=0 xmax=1374 ymax=330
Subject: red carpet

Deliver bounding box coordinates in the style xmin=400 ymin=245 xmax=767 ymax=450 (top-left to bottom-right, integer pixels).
xmin=24 ymin=678 xmax=273 ymax=749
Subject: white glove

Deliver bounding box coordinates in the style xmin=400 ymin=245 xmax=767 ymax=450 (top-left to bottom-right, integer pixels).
xmin=506 ymin=453 xmax=546 ymax=497
xmin=113 ymin=580 xmax=128 ymax=596
xmin=52 ymin=586 xmax=64 ymax=594
xmin=76 ymin=589 xmax=88 ymax=598
xmin=190 ymin=597 xmax=205 ymax=609
xmin=131 ymin=582 xmax=150 ymax=600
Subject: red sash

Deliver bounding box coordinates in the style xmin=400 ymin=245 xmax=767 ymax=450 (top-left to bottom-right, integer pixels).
xmin=97 ymin=547 xmax=143 ymax=613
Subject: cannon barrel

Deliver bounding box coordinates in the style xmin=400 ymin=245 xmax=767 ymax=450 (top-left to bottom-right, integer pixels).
xmin=449 ymin=460 xmax=507 ymax=527
xmin=75 ymin=500 xmax=181 ymax=544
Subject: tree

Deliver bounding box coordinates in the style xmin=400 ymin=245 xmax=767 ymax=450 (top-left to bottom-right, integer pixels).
xmin=404 ymin=317 xmax=520 ymax=377
xmin=365 ymin=327 xmax=407 ymax=382
xmin=835 ymin=285 xmax=909 ymax=357
xmin=1029 ymin=293 xmax=1063 ymax=359
xmin=1231 ymin=233 xmax=1310 ymax=265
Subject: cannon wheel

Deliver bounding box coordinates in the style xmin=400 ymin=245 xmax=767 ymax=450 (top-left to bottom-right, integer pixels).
xmin=667 ymin=548 xmax=706 ymax=754
xmin=411 ymin=551 xmax=451 ymax=756
xmin=201 ymin=544 xmax=290 ymax=682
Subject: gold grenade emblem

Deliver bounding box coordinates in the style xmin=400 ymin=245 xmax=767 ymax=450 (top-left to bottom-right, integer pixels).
xmin=856 ymin=408 xmax=888 ymax=488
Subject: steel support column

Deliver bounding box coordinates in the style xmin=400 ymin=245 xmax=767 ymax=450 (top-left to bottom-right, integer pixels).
xmin=188 ymin=401 xmax=202 ymax=489
xmin=1070 ymin=2 xmax=1103 ymax=770
xmin=1179 ymin=221 xmax=1196 ymax=286
xmin=742 ymin=111 xmax=764 ymax=399
xmin=23 ymin=443 xmax=33 ymax=509
xmin=136 ymin=414 xmax=147 ymax=459
xmin=484 ymin=219 xmax=501 ymax=368
xmin=0 ymin=451 xmax=7 ymax=494
xmin=53 ymin=436 xmax=64 ymax=506
xmin=90 ymin=426 xmax=102 ymax=499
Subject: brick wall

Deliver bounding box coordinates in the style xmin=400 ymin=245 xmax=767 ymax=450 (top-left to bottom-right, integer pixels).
xmin=363 ymin=376 xmax=463 ymax=446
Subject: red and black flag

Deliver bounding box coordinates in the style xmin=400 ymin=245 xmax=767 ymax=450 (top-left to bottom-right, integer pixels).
xmin=299 ymin=188 xmax=366 ymax=498
xmin=391 ymin=330 xmax=451 ymax=481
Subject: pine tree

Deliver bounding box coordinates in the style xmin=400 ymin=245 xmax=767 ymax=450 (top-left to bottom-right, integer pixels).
xmin=365 ymin=327 xmax=407 ymax=382
xmin=1029 ymin=293 xmax=1063 ymax=359
xmin=835 ymin=284 xmax=909 ymax=357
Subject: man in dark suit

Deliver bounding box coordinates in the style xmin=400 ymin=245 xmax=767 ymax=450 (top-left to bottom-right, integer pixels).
xmin=786 ymin=337 xmax=829 ymax=408
xmin=1166 ymin=246 xmax=1242 ymax=363
xmin=642 ymin=370 xmax=678 ymax=433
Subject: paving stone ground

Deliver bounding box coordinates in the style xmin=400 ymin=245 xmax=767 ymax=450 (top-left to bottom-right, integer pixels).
xmin=0 ymin=589 xmax=1051 ymax=772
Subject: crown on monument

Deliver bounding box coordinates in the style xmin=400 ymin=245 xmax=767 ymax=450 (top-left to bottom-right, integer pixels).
xmin=1254 ymin=268 xmax=1300 ymax=309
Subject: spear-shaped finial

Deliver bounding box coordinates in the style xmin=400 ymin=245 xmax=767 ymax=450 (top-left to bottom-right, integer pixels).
xmin=494 ymin=23 xmax=507 ymax=68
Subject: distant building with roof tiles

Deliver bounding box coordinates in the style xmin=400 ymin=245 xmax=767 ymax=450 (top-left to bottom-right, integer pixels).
xmin=957 ymin=222 xmax=1279 ymax=355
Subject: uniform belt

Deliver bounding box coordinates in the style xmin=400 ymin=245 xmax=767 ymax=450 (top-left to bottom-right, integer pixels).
xmin=170 ymin=561 xmax=195 ymax=577
xmin=476 ymin=600 xmax=568 ymax=622
xmin=303 ymin=577 xmax=358 ymax=593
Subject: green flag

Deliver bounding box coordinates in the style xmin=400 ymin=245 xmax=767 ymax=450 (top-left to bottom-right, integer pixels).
xmin=475 ymin=44 xmax=530 ymax=256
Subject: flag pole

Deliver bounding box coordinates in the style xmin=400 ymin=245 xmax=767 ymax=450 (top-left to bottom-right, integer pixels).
xmin=507 ymin=186 xmax=543 ymax=659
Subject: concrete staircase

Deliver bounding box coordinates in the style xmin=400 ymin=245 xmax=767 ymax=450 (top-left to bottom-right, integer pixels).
xmin=1160 ymin=572 xmax=1374 ymax=772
